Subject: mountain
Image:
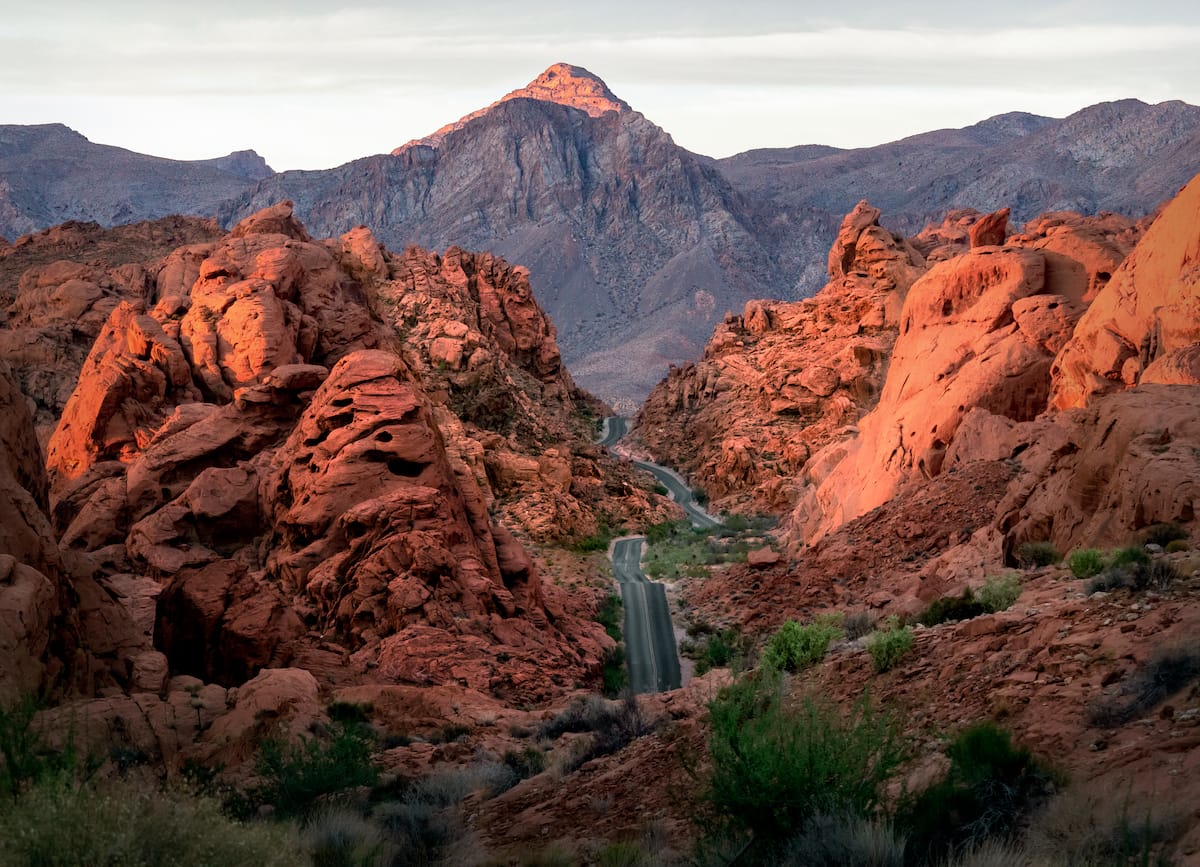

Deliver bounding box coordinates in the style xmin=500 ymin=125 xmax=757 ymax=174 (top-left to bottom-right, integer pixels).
xmin=221 ymin=64 xmax=792 ymax=409
xmin=6 ymin=74 xmax=1200 ymax=407
xmin=0 ymin=123 xmax=272 ymax=241
xmin=719 ymin=99 xmax=1200 ymax=235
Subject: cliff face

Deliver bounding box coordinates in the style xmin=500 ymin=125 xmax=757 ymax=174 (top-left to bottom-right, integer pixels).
xmin=1 ymin=202 xmax=655 ymax=705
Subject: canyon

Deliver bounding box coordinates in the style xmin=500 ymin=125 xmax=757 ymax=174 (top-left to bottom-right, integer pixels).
xmin=2 ymin=62 xmax=1200 ymax=865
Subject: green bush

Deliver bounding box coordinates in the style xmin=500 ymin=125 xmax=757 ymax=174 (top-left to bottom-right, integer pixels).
xmin=916 ymin=589 xmax=988 ymax=626
xmin=865 ymin=623 xmax=914 ymax=674
xmin=978 ymin=573 xmax=1022 ymax=613
xmin=595 ymin=593 xmax=623 ymax=642
xmin=1110 ymin=546 xmax=1151 ymax=569
xmin=1087 ymin=549 xmax=1181 ymax=594
xmin=1142 ymin=523 xmax=1188 ymax=548
xmin=254 ymin=722 xmax=378 ymax=819
xmin=1068 ymin=549 xmax=1107 ymax=579
xmin=690 ymin=628 xmax=747 ymax=675
xmin=706 ymin=672 xmax=904 ymax=847
xmin=573 ymin=525 xmax=614 ymax=553
xmin=761 ymin=616 xmax=844 ymax=673
xmin=900 ymin=721 xmax=1056 ymax=863
xmin=502 ymin=745 xmax=546 ymax=780
xmin=1016 ymin=541 xmax=1060 ymax=568
xmin=0 ymin=778 xmax=305 ymax=867
xmin=1165 ymin=539 xmax=1189 ymax=553
xmin=0 ymin=697 xmax=93 ymax=799
xmin=601 ymin=645 xmax=628 ymax=697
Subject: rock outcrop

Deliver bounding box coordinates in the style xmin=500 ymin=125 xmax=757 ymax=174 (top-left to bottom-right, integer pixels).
xmin=1051 ymin=173 xmax=1200 ymax=409
xmin=15 ymin=202 xmax=649 ymax=703
xmin=636 ymin=201 xmax=923 ymax=513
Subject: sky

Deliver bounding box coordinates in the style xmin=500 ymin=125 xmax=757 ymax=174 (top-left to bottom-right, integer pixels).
xmin=2 ymin=1 xmax=1198 ymax=171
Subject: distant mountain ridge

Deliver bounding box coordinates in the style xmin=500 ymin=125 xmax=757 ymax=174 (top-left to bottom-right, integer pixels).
xmin=0 ymin=123 xmax=271 ymax=242
xmin=4 ymin=72 xmax=1200 ymax=405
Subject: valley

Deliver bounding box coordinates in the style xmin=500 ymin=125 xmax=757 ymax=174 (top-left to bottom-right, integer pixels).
xmin=2 ymin=54 xmax=1200 ymax=867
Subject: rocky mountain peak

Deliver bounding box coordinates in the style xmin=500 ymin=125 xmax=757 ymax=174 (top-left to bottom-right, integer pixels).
xmin=509 ymin=62 xmax=629 ymax=118
xmin=393 ymin=62 xmax=630 ymax=153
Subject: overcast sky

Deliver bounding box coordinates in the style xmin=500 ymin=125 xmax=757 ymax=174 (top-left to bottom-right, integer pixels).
xmin=3 ymin=1 xmax=1198 ymax=171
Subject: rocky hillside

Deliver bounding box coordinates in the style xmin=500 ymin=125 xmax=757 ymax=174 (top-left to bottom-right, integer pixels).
xmin=0 ymin=202 xmax=667 ymax=712
xmin=0 ymin=123 xmax=271 ymax=241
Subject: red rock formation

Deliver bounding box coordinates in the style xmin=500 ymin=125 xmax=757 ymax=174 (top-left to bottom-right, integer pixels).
xmin=1051 ymin=173 xmax=1200 ymax=409
xmin=636 ymin=201 xmax=924 ymax=514
xmin=967 ymin=207 xmax=1010 ymax=247
xmin=27 ymin=203 xmax=633 ymax=701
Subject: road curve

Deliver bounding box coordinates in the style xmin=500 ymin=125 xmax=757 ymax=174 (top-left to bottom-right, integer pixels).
xmin=597 ymin=416 xmax=719 ymax=694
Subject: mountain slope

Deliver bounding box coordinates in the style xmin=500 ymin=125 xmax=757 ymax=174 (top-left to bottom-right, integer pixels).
xmin=0 ymin=123 xmax=271 ymax=242
xmin=719 ymin=99 xmax=1200 ymax=233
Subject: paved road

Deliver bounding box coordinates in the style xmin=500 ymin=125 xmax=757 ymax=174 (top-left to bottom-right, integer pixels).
xmin=611 ymin=537 xmax=681 ymax=694
xmin=597 ymin=416 xmax=721 ymax=694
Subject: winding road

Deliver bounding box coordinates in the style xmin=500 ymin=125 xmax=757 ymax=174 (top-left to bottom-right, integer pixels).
xmin=597 ymin=416 xmax=720 ymax=693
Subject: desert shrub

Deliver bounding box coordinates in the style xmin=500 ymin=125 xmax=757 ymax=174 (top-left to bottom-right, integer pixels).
xmin=900 ymin=721 xmax=1056 ymax=864
xmin=1068 ymin=548 xmax=1107 ymax=579
xmin=503 ymin=745 xmax=546 ymax=780
xmin=978 ymin=573 xmax=1022 ymax=613
xmin=1087 ymin=549 xmax=1181 ymax=594
xmin=327 ymin=701 xmax=373 ymax=726
xmin=917 ymin=589 xmax=988 ymax=627
xmin=1026 ymin=786 xmax=1183 ymax=866
xmin=601 ymin=645 xmax=628 ymax=698
xmin=706 ymin=671 xmax=904 ymax=847
xmin=761 ymin=615 xmax=844 ymax=673
xmin=561 ymin=693 xmax=653 ymax=773
xmin=1087 ymin=643 xmax=1200 ymax=727
xmin=373 ymin=767 xmax=479 ymax=865
xmin=255 ymin=722 xmax=378 ymax=819
xmin=781 ymin=813 xmax=906 ymax=866
xmin=1110 ymin=545 xmax=1151 ymax=568
xmin=573 ymin=524 xmax=614 ymax=553
xmin=1165 ymin=539 xmax=1189 ymax=553
xmin=724 ymin=513 xmax=750 ymax=532
xmin=1016 ymin=541 xmax=1060 ymax=568
xmin=305 ymin=808 xmax=396 ymax=867
xmin=945 ymin=840 xmax=1029 ymax=867
xmin=866 ymin=622 xmax=914 ymax=674
xmin=685 ymin=626 xmax=748 ymax=675
xmin=1142 ymin=522 xmax=1188 ymax=548
xmin=0 ymin=778 xmax=304 ymax=867
xmin=428 ymin=723 xmax=470 ymax=745
xmin=0 ymin=697 xmax=96 ymax=799
xmin=595 ymin=593 xmax=623 ymax=642
xmin=538 ymin=694 xmax=615 ymax=740
xmin=693 ymin=487 xmax=709 ymax=506
xmin=844 ymin=610 xmax=876 ymax=641
xmin=596 ymin=839 xmax=652 ymax=867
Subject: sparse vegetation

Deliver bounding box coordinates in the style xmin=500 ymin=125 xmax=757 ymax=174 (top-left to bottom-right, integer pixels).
xmin=1087 ymin=642 xmax=1200 ymax=727
xmin=1016 ymin=540 xmax=1060 ymax=568
xmin=916 ymin=575 xmax=1022 ymax=628
xmin=681 ymin=624 xmax=749 ymax=675
xmin=1141 ymin=522 xmax=1188 ymax=548
xmin=865 ymin=620 xmax=914 ymax=673
xmin=1068 ymin=548 xmax=1107 ymax=579
xmin=1086 ymin=547 xmax=1182 ymax=594
xmin=900 ymin=721 xmax=1057 ymax=864
xmin=706 ymin=670 xmax=905 ymax=852
xmin=253 ymin=722 xmax=379 ymax=819
xmin=978 ymin=572 xmax=1022 ymax=613
xmin=0 ymin=778 xmax=306 ymax=867
xmin=761 ymin=615 xmax=844 ymax=673
xmin=642 ymin=518 xmax=772 ymax=580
